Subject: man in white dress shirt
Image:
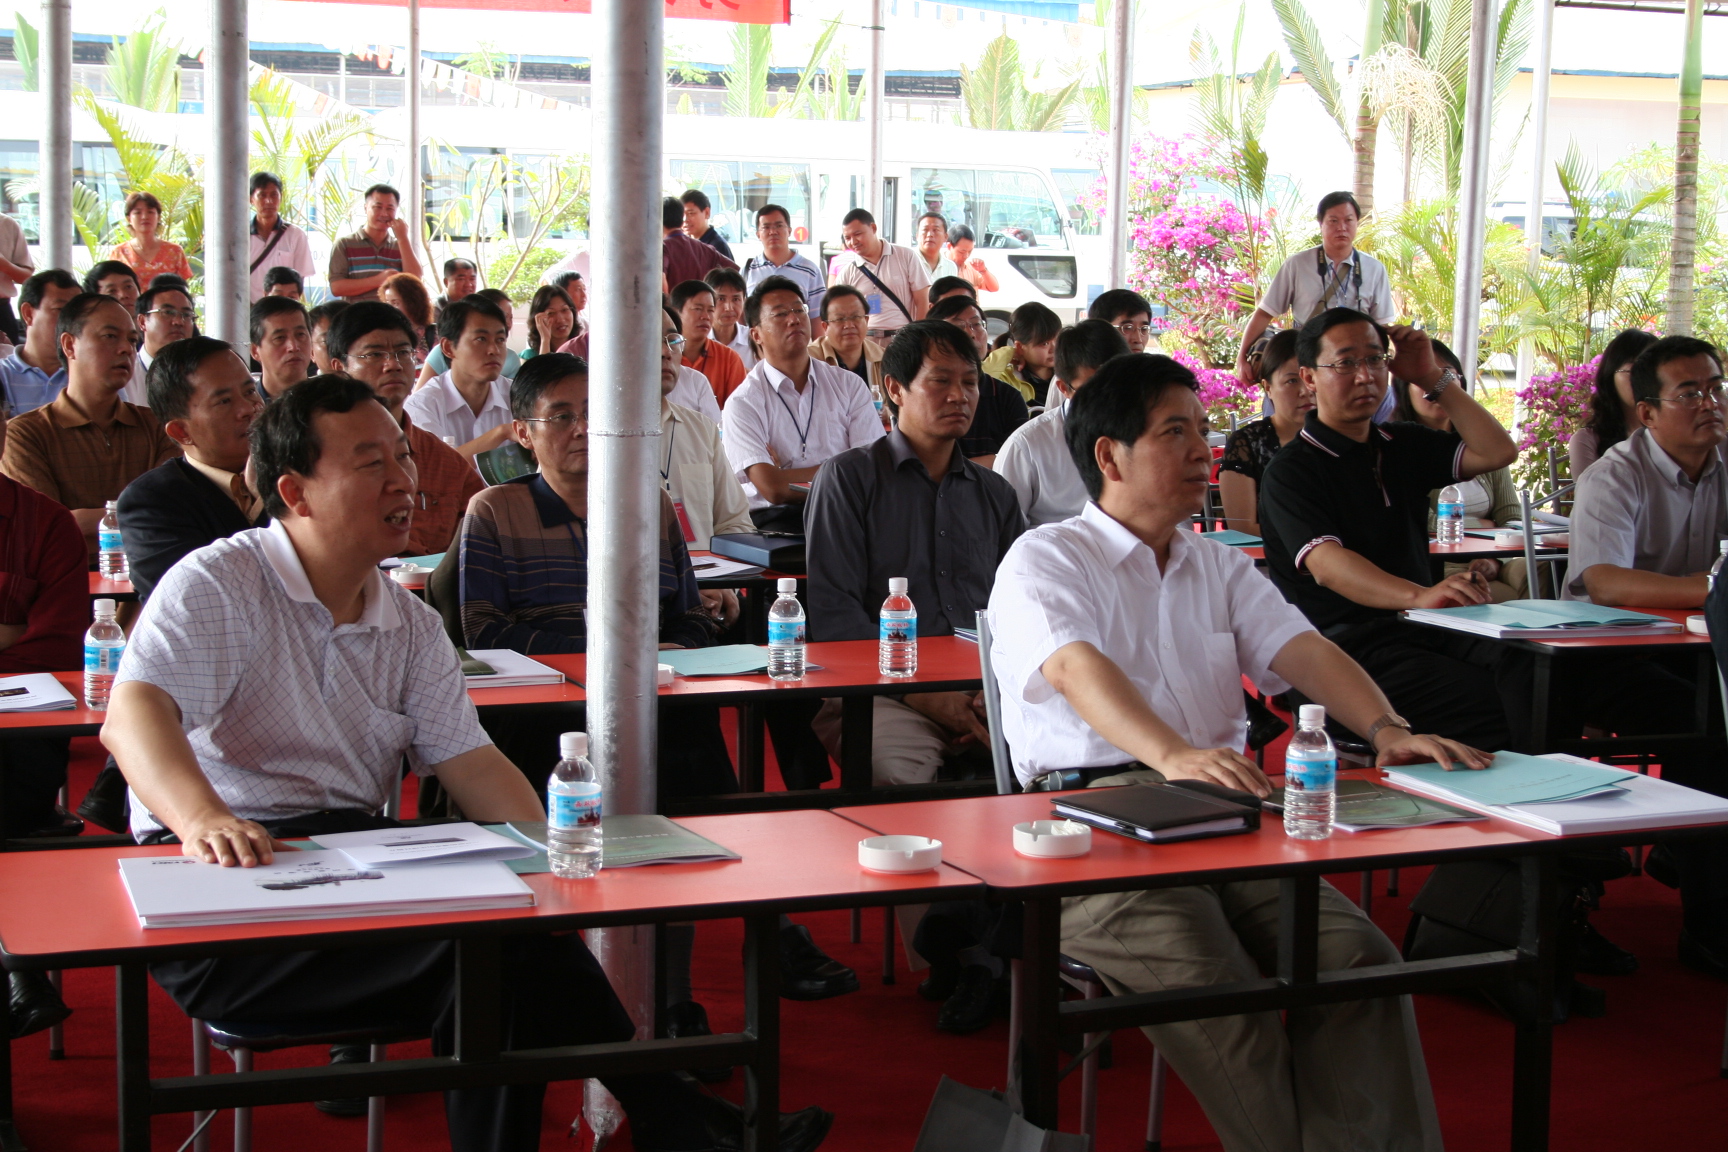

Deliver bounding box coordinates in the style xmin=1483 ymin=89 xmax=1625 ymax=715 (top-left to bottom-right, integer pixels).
xmin=989 ymin=353 xmax=1484 ymax=1152
xmin=722 ymin=275 xmax=885 ymax=530
xmin=403 ymin=297 xmax=513 ymax=462
xmin=705 ymin=268 xmax=756 ymax=371
xmin=997 ymin=319 xmax=1127 ymax=527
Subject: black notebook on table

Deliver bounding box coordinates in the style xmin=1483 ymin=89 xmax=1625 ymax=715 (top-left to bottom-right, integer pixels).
xmin=1051 ymin=781 xmax=1262 ymax=844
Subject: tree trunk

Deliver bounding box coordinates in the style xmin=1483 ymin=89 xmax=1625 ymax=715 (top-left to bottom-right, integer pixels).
xmin=1669 ymin=0 xmax=1703 ymax=335
xmin=1352 ymin=0 xmax=1388 ymax=214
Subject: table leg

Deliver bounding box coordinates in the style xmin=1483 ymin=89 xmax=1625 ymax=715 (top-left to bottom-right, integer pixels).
xmin=737 ymin=704 xmax=765 ymax=792
xmin=0 ymin=991 xmax=24 ymax=1152
xmin=1530 ymin=651 xmax=1555 ymax=756
xmin=1277 ymin=876 xmax=1320 ymax=986
xmin=117 ymin=964 xmax=151 ymax=1152
xmin=839 ymin=697 xmax=874 ymax=793
xmin=1511 ymin=855 xmax=1558 ymax=1152
xmin=1695 ymin=651 xmax=1713 ymax=734
xmin=1018 ymin=896 xmax=1063 ymax=1130
xmin=455 ymin=936 xmax=503 ymax=1063
xmin=743 ymin=912 xmax=781 ymax=1152
xmin=1358 ymin=871 xmax=1374 ymax=916
xmin=881 ymin=907 xmax=895 ymax=985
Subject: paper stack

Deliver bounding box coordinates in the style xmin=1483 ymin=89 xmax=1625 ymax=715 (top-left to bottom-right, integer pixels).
xmin=460 ymin=649 xmax=565 ymax=687
xmin=1403 ymin=600 xmax=1680 ymax=640
xmin=0 ymin=673 xmax=78 ymax=712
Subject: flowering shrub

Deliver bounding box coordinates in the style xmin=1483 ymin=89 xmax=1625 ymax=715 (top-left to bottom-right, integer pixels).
xmin=1513 ymin=357 xmax=1597 ymax=490
xmin=1170 ymin=348 xmax=1262 ymax=427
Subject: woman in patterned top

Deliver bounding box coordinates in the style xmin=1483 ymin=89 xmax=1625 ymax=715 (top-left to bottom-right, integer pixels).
xmin=109 ymin=192 xmax=194 ymax=287
xmin=1218 ymin=328 xmax=1313 ymax=535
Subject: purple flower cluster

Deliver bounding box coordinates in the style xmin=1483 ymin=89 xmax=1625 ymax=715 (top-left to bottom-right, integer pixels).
xmin=1170 ymin=349 xmax=1260 ymax=422
xmin=1514 ymin=357 xmax=1599 ymax=456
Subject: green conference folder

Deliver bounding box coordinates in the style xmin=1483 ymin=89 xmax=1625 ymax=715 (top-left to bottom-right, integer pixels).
xmin=1404 ymin=599 xmax=1679 ymax=639
xmin=1264 ymin=778 xmax=1484 ymax=830
xmin=488 ymin=815 xmax=742 ymax=873
xmin=1386 ymin=752 xmax=1631 ymax=807
xmin=1197 ymin=529 xmax=1262 ymax=547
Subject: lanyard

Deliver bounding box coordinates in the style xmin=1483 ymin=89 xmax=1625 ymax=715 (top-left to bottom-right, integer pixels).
xmin=772 ymin=377 xmax=816 ymax=458
xmin=1316 ymin=248 xmax=1363 ymax=310
xmin=660 ymin=417 xmax=676 ymax=486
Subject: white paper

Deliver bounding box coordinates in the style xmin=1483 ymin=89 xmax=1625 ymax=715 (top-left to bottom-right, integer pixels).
xmin=312 ymin=822 xmax=538 ymax=866
xmin=118 ymin=849 xmax=534 ymax=928
xmin=0 ymin=673 xmax=77 ymax=712
xmin=690 ymin=555 xmax=759 ymax=579
xmin=462 ymin=649 xmax=566 ymax=688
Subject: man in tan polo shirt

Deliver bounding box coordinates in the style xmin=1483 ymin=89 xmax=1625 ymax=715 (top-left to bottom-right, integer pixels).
xmin=1 ymin=293 xmax=179 ymax=558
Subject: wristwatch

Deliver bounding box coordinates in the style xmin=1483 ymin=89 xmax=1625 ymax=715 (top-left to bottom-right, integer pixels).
xmin=1365 ymin=712 xmax=1414 ymax=746
xmin=1423 ymin=367 xmax=1462 ymax=403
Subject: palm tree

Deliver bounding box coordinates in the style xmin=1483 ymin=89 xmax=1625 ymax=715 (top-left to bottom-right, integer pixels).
xmin=105 ymin=9 xmax=185 ymax=114
xmin=960 ymin=32 xmax=1081 ymax=133
xmin=1669 ymin=0 xmax=1704 ymax=335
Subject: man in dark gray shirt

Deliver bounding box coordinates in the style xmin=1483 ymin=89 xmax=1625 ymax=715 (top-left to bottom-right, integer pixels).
xmin=805 ymin=320 xmax=1024 ymax=785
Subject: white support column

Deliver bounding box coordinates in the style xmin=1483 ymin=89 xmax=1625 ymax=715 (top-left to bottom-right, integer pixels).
xmin=581 ymin=0 xmax=663 ymax=1141
xmin=1450 ymin=0 xmax=1495 ymax=386
xmin=1104 ymin=0 xmax=1135 ymax=291
xmin=867 ymin=0 xmax=884 ymax=215
xmin=406 ymin=0 xmax=423 ymax=271
xmin=206 ymin=0 xmax=249 ymax=346
xmin=40 ymin=0 xmax=73 ymax=271
xmin=1515 ymin=0 xmax=1554 ymax=396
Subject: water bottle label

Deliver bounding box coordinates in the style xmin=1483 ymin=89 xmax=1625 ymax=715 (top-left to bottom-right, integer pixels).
xmin=98 ymin=529 xmax=122 ymax=552
xmin=84 ymin=643 xmax=124 ymax=674
xmin=549 ymin=784 xmax=601 ymax=830
xmin=1285 ymin=755 xmax=1336 ymax=792
xmin=1437 ymin=503 xmax=1462 ymax=520
xmin=768 ymin=619 xmax=805 ymax=646
xmin=880 ymin=615 xmax=916 ymax=644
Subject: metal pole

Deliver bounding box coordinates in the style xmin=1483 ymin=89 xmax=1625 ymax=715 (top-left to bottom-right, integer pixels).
xmin=40 ymin=0 xmax=72 ymax=271
xmin=1514 ymin=0 xmax=1554 ymax=401
xmin=582 ymin=0 xmax=661 ymax=1142
xmin=406 ymin=0 xmax=423 ymax=276
xmin=1450 ymin=0 xmax=1495 ymax=386
xmin=206 ymin=0 xmax=248 ymax=345
xmin=867 ymin=0 xmax=884 ymax=215
xmin=1104 ymin=0 xmax=1135 ymax=291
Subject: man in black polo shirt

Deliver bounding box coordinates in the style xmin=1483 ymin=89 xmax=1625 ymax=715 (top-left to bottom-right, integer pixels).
xmin=1259 ymin=307 xmax=1523 ymax=750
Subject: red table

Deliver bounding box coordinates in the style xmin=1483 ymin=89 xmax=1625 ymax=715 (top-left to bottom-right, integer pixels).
xmin=0 ymin=810 xmax=982 ymax=1152
xmin=88 ymin=573 xmax=137 ymax=602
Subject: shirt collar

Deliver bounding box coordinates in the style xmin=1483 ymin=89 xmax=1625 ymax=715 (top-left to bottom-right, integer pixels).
xmin=885 ymin=428 xmax=966 ymax=478
xmin=1299 ymin=408 xmax=1388 ymax=458
xmin=249 ymin=216 xmax=285 ymax=238
xmin=49 ymin=388 xmax=142 ymax=429
xmin=256 ymin=519 xmax=400 ymax=631
xmin=1079 ymin=501 xmax=1174 ymax=569
xmin=761 ymin=359 xmax=810 ymax=397
xmin=434 ymin=371 xmax=508 ymax=417
xmin=527 ymin=473 xmax=583 ymax=528
xmin=1633 ymin=426 xmax=1723 ymax=488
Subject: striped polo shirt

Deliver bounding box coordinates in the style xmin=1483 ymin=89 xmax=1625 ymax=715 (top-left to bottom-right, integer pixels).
xmin=327 ymin=228 xmax=405 ymax=302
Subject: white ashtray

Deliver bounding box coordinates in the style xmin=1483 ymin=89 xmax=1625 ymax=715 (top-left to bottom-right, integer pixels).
xmin=1491 ymin=531 xmax=1522 ymax=548
xmin=1013 ymin=820 xmax=1092 ymax=858
xmin=1687 ymin=614 xmax=1709 ymax=635
xmin=657 ymin=663 xmax=675 ymax=686
xmin=858 ymin=835 xmax=942 ymax=873
xmin=389 ymin=564 xmax=428 ymax=584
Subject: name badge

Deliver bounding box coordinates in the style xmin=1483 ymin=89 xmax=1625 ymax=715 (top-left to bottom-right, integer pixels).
xmin=865 ymin=294 xmax=883 ymax=316
xmin=672 ymin=499 xmax=697 ymax=544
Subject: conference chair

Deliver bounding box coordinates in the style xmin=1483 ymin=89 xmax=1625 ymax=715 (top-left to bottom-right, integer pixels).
xmin=977 ymin=609 xmax=1169 ymax=1149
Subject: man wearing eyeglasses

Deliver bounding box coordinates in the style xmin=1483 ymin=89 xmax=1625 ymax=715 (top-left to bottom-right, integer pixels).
xmin=742 ymin=203 xmax=826 ymax=316
xmin=928 ymin=293 xmax=1029 ymax=464
xmin=1087 ymin=288 xmax=1155 ymax=355
xmin=136 ymin=282 xmax=198 ymax=384
xmin=1258 ymin=306 xmax=1523 ymax=749
xmin=327 ymin=302 xmax=482 ymax=556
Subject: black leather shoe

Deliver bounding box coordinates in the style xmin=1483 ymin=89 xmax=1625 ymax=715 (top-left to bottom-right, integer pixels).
xmin=1575 ymin=922 xmax=1638 ymax=976
xmin=666 ymin=1000 xmax=733 ymax=1084
xmin=1680 ymin=931 xmax=1728 ymax=981
xmin=917 ymin=957 xmax=960 ymax=1002
xmin=1645 ymin=844 xmax=1681 ymax=889
xmin=936 ymin=965 xmax=997 ymax=1034
xmin=691 ymin=1090 xmax=833 ymax=1152
xmin=313 ymin=1043 xmax=370 ymax=1117
xmin=780 ymin=924 xmax=859 ymax=1001
xmin=76 ymin=762 xmax=131 ymax=833
xmin=9 ymin=971 xmax=70 ymax=1040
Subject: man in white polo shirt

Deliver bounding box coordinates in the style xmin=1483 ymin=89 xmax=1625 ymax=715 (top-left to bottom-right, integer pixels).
xmin=722 ymin=275 xmax=884 ymax=530
xmin=996 ymin=319 xmax=1127 ymax=526
xmin=830 ymin=208 xmax=928 ymax=342
xmin=989 ymin=352 xmax=1481 ymax=1152
xmin=403 ymin=297 xmax=512 ymax=463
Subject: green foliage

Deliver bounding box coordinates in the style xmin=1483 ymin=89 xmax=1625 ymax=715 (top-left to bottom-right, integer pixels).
xmin=484 ymin=245 xmax=564 ymax=305
xmin=105 ymin=10 xmax=184 ymax=114
xmin=960 ymin=31 xmax=1080 ymax=133
xmin=451 ymin=42 xmax=519 ymax=83
xmin=1187 ymin=6 xmax=1285 ymax=285
xmin=425 ymin=150 xmax=590 ymax=292
xmin=724 ymin=23 xmax=776 ymax=119
xmin=72 ymin=88 xmax=203 ymax=263
xmin=1270 ymin=0 xmax=1350 ymax=141
xmin=248 ymin=68 xmax=376 ymax=244
xmin=1408 ymin=0 xmax=1530 ymax=196
xmin=13 ymin=13 xmax=37 ymax=92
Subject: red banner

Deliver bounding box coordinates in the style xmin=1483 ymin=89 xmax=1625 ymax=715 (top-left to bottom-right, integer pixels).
xmin=280 ymin=0 xmax=789 ymax=20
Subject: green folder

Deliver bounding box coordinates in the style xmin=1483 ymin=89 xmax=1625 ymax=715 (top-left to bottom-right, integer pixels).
xmin=657 ymin=644 xmax=773 ymax=677
xmin=1388 ymin=752 xmax=1631 ymax=806
xmin=1417 ymin=600 xmax=1674 ymax=630
xmin=1198 ymin=529 xmax=1262 ymax=547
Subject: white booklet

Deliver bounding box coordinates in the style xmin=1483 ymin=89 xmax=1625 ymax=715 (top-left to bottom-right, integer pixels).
xmin=311 ymin=822 xmax=538 ymax=867
xmin=0 ymin=673 xmax=77 ymax=712
xmin=119 ymin=850 xmax=535 ymax=928
xmin=461 ymin=649 xmax=565 ymax=688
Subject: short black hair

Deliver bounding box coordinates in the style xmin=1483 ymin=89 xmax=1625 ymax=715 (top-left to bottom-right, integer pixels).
xmin=1065 ymin=354 xmax=1201 ymax=500
xmin=552 ymin=270 xmax=583 ymax=292
xmin=251 ymin=374 xmax=382 ymax=518
xmin=1056 ymin=319 xmax=1130 ymax=384
xmin=880 ymin=321 xmax=980 ymax=417
xmin=946 ymin=223 xmax=975 ymax=246
xmin=662 ymin=197 xmax=685 ymax=229
xmin=842 ymin=207 xmax=875 ymax=228
xmin=262 ymin=265 xmax=304 ymax=295
xmin=473 ymin=288 xmax=511 ymax=311
xmin=138 ymin=281 xmax=192 ymax=317
xmin=705 ymin=267 xmax=746 ymax=295
xmin=1009 ymin=301 xmax=1062 ymax=346
xmin=21 ymin=268 xmax=80 ymax=310
xmin=917 ymin=211 xmax=947 ymax=230
xmin=56 ymin=293 xmax=131 ymax=367
xmin=306 ymin=299 xmax=349 ymax=333
xmin=1631 ymin=335 xmax=1723 ymax=406
xmin=147 ymin=273 xmax=189 ymax=294
xmin=745 ymin=275 xmax=805 ymax=328
xmin=926 ymin=294 xmax=982 ymax=325
xmin=680 ymin=189 xmax=711 ymax=213
xmin=755 ymin=203 xmax=791 ymax=229
xmin=249 ymin=295 xmax=308 ymax=346
xmin=663 ymin=304 xmax=682 ymax=334
xmin=83 ymin=261 xmax=139 ymax=295
xmin=249 ymin=171 xmax=283 ymax=197
xmin=325 ymin=300 xmax=416 ymax=364
xmin=1296 ymin=306 xmax=1385 ymax=369
xmin=147 ymin=336 xmax=235 ymax=421
xmin=437 ymin=297 xmax=508 ymax=345
xmin=443 ymin=257 xmax=477 ymax=279
xmin=1317 ymin=190 xmax=1361 ymax=223
xmin=1088 ymin=288 xmax=1153 ymax=325
xmin=363 ymin=183 xmax=400 ymax=204
xmin=1254 ymin=329 xmax=1301 ymax=384
xmin=927 ymin=275 xmax=975 ymax=304
xmin=671 ymin=279 xmax=716 ymax=310
xmin=509 ymin=352 xmax=587 ymax=421
xmin=820 ymin=283 xmax=869 ymax=321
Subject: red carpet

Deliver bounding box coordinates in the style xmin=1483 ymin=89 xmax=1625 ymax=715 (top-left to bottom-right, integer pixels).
xmin=16 ymin=735 xmax=1728 ymax=1150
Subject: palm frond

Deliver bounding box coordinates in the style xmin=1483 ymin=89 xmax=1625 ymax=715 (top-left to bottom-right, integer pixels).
xmin=1270 ymin=0 xmax=1348 ymax=135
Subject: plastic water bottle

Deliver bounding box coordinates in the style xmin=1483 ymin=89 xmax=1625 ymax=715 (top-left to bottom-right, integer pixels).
xmin=767 ymin=577 xmax=806 ymax=680
xmin=83 ymin=598 xmax=125 ymax=711
xmin=879 ymin=576 xmax=917 ymax=678
xmin=98 ymin=500 xmax=127 ymax=579
xmin=1436 ymin=484 xmax=1464 ymax=546
xmin=547 ymin=731 xmax=602 ymax=879
xmin=1710 ymin=539 xmax=1728 ymax=591
xmin=1284 ymin=704 xmax=1337 ymax=841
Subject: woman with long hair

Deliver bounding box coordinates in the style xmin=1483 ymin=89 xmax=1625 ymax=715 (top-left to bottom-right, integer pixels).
xmin=1569 ymin=328 xmax=1660 ymax=477
xmin=380 ymin=271 xmax=436 ymax=354
xmin=523 ymin=284 xmax=576 ymax=359
xmin=982 ymin=301 xmax=1061 ymax=407
xmin=110 ymin=192 xmax=194 ymax=286
xmin=1218 ymin=329 xmax=1314 ymax=536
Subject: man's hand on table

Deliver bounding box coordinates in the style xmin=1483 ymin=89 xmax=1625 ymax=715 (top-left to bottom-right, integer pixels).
xmin=1157 ymin=745 xmax=1272 ymax=798
xmin=1373 ymin=730 xmax=1493 ymax=772
xmin=180 ymin=812 xmax=295 ymax=867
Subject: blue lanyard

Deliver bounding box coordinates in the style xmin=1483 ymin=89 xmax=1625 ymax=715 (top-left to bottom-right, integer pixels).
xmin=772 ymin=378 xmax=816 ymax=457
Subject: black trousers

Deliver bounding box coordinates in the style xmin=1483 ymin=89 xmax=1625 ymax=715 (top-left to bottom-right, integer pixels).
xmin=1334 ymin=619 xmax=1528 ymax=752
xmin=0 ymin=736 xmax=69 ymax=836
xmin=145 ymin=812 xmax=712 ymax=1152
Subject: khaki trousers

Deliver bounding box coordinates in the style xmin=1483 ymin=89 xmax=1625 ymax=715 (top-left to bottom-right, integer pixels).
xmin=811 ymin=696 xmax=949 ymax=786
xmin=1059 ymin=879 xmax=1443 ymax=1152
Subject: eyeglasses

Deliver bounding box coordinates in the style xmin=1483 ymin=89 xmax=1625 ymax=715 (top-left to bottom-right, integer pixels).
xmin=145 ymin=306 xmax=197 ymax=323
xmin=1653 ymin=383 xmax=1726 ymax=409
xmin=757 ymin=221 xmax=790 ymax=234
xmin=1314 ymin=352 xmax=1393 ymax=375
xmin=352 ymin=347 xmax=418 ymax=366
xmin=952 ymin=317 xmax=987 ymax=334
xmin=1113 ymin=321 xmax=1154 ymax=336
xmin=524 ymin=410 xmax=589 ymax=431
xmin=664 ymin=333 xmax=686 ymax=351
xmin=827 ymin=312 xmax=869 ymax=327
xmin=765 ymin=305 xmax=809 ymax=323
